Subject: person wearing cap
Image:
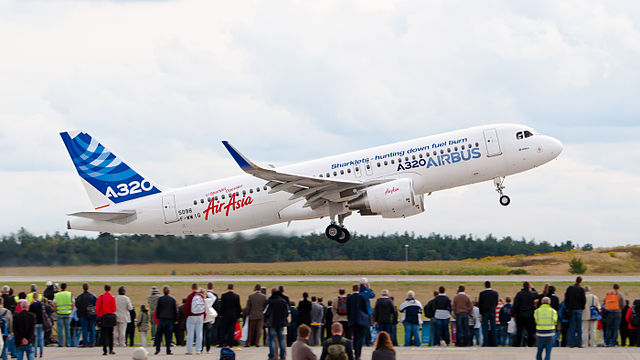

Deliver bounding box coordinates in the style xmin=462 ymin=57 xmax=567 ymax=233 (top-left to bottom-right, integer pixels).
xmin=147 ymin=286 xmax=161 ymax=343
xmin=132 ymin=346 xmax=148 ymax=360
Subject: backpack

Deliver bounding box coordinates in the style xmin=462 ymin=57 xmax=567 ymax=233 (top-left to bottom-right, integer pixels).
xmin=86 ymin=304 xmax=97 ymax=317
xmin=0 ymin=310 xmax=8 ymax=337
xmin=424 ymin=301 xmax=435 ymax=319
xmin=326 ymin=337 xmax=348 ymax=360
xmin=219 ymin=347 xmax=235 ymax=360
xmin=630 ymin=309 xmax=640 ymax=328
xmin=604 ymin=291 xmax=620 ymax=311
xmin=336 ymin=297 xmax=347 ymax=316
xmin=191 ymin=294 xmax=205 ymax=314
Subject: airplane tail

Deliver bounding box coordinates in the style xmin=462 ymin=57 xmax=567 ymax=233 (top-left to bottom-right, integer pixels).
xmin=60 ymin=131 xmax=163 ymax=209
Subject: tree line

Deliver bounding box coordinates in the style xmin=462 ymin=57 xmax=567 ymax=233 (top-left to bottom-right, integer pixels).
xmin=0 ymin=228 xmax=583 ymax=266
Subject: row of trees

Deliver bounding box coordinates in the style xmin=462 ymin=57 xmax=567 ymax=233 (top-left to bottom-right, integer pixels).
xmin=0 ymin=228 xmax=581 ymax=266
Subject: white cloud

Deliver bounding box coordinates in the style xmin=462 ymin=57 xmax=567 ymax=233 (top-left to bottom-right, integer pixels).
xmin=0 ymin=0 xmax=639 ymax=247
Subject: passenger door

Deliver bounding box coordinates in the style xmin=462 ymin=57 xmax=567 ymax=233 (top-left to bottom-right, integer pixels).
xmin=483 ymin=128 xmax=503 ymax=157
xmin=162 ymin=194 xmax=179 ymax=224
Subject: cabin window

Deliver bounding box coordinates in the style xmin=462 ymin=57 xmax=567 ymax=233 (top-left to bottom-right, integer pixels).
xmin=412 ymin=155 xmax=416 ymax=160
xmin=264 ymin=186 xmax=268 ymax=191
xmin=347 ymin=168 xmax=351 ymax=174
xmin=377 ymin=162 xmax=381 ymax=167
xmin=221 ymin=194 xmax=225 ymax=199
xmin=516 ymin=131 xmax=523 ymax=140
xmin=256 ymin=187 xmax=260 ymax=192
xmin=454 ymin=147 xmax=458 ymax=151
xmin=440 ymin=149 xmax=444 ymax=154
xmin=333 ymin=171 xmax=337 ymax=176
xmin=405 ymin=156 xmax=409 ymax=161
xmin=390 ymin=159 xmax=395 ymax=164
xmin=475 ymin=142 xmax=479 ymax=147
xmin=319 ymin=174 xmax=323 ymax=178
xmin=461 ymin=145 xmax=465 ymax=150
xmin=242 ymin=190 xmax=246 ymax=195
xmin=215 ymin=196 xmax=219 ymax=201
xmin=418 ymin=153 xmax=423 ymax=158
xmin=193 ymin=200 xmax=197 ymax=205
xmin=433 ymin=151 xmax=437 ymax=156
xmin=340 ymin=169 xmax=344 ymax=175
xmin=384 ymin=160 xmax=388 ymax=166
xmin=200 ymin=199 xmax=204 ymax=204
xmin=249 ymin=189 xmax=253 ymax=194
xmin=366 ymin=164 xmax=371 ymax=169
xmin=326 ymin=173 xmax=330 ymax=177
xmin=524 ymin=130 xmax=534 ymax=138
xmin=207 ymin=197 xmax=211 ymax=202
xmin=447 ymin=148 xmax=451 ymax=153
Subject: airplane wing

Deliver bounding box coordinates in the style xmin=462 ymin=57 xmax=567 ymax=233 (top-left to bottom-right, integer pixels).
xmin=68 ymin=211 xmax=136 ymax=221
xmin=222 ymin=141 xmax=387 ymax=208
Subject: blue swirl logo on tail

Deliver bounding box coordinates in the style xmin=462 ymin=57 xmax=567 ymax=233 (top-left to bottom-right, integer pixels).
xmin=60 ymin=131 xmax=161 ymax=204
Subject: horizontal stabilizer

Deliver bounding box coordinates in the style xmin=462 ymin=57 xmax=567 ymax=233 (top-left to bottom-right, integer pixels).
xmin=68 ymin=211 xmax=136 ymax=221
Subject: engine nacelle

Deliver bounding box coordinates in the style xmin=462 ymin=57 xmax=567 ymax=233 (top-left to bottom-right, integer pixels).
xmin=347 ymin=178 xmax=424 ymax=218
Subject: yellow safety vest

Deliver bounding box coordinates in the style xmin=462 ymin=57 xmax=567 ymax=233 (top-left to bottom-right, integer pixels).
xmin=27 ymin=292 xmax=39 ymax=303
xmin=534 ymin=304 xmax=557 ymax=331
xmin=54 ymin=291 xmax=73 ymax=315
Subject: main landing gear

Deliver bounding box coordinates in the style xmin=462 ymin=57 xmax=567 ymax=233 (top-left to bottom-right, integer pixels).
xmin=325 ymin=211 xmax=351 ymax=243
xmin=494 ymin=176 xmax=511 ymax=206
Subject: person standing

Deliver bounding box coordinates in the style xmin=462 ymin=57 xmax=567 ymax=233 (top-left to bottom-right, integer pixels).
xmin=498 ymin=297 xmax=513 ymax=346
xmin=564 ymin=276 xmax=586 ymax=347
xmin=603 ymin=283 xmax=625 ymax=347
xmin=320 ymin=322 xmax=353 ymax=360
xmin=495 ymin=298 xmax=504 ymax=345
xmin=184 ymin=283 xmax=205 ymax=355
xmin=625 ymin=299 xmax=640 ymax=347
xmin=96 ymin=284 xmax=117 ymax=356
xmin=373 ymin=290 xmax=395 ymax=337
xmin=621 ymin=300 xmax=631 ymax=346
xmin=126 ymin=307 xmax=136 ymax=347
xmin=154 ymin=285 xmax=178 ymax=355
xmin=219 ymin=284 xmax=242 ymax=348
xmin=534 ymin=297 xmax=557 ymax=360
xmin=324 ymin=299 xmax=333 ymax=341
xmin=53 ymin=283 xmax=73 ymax=347
xmin=359 ymin=279 xmax=375 ymax=346
xmin=146 ymin=287 xmax=161 ymax=344
xmin=114 ymin=286 xmax=133 ymax=347
xmin=288 ymin=301 xmax=299 ymax=346
xmin=202 ymin=289 xmax=217 ymax=354
xmin=264 ymin=289 xmax=289 ymax=360
xmin=398 ymin=290 xmax=422 ymax=347
xmin=205 ymin=282 xmax=222 ymax=348
xmin=433 ymin=286 xmax=452 ymax=347
xmin=13 ymin=302 xmax=36 ymax=360
xmin=136 ymin=305 xmax=149 ymax=348
xmin=513 ymin=281 xmax=538 ymax=347
xmin=423 ymin=291 xmax=438 ymax=346
xmin=347 ymin=284 xmax=368 ymax=359
xmin=298 ymin=293 xmax=312 ymax=328
xmin=175 ymin=299 xmax=187 ymax=346
xmin=331 ymin=289 xmax=349 ymax=339
xmin=479 ymin=281 xmax=499 ymax=346
xmin=0 ymin=296 xmax=14 ymax=360
xmin=582 ymin=285 xmax=600 ymax=347
xmin=244 ymin=284 xmax=267 ymax=347
xmin=452 ymin=285 xmax=472 ymax=347
xmin=27 ymin=294 xmax=44 ymax=358
xmin=310 ymin=296 xmax=325 ymax=346
xmin=291 ymin=324 xmax=317 ymax=360
xmin=75 ymin=283 xmax=97 ymax=347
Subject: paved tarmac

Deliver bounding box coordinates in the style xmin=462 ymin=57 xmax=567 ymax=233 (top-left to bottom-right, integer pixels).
xmin=1 ymin=275 xmax=638 ymax=283
xmin=29 ymin=345 xmax=640 ymax=359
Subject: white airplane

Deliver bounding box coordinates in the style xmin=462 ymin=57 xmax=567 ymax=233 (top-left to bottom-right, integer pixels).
xmin=61 ymin=124 xmax=562 ymax=243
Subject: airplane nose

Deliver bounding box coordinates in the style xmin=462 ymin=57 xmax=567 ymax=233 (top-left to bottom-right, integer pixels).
xmin=548 ymin=136 xmax=563 ymax=158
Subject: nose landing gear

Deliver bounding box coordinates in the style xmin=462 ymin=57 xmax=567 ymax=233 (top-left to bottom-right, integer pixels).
xmin=494 ymin=177 xmax=511 ymax=206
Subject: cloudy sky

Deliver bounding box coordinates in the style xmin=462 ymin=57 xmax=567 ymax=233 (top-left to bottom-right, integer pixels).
xmin=1 ymin=0 xmax=639 ymax=247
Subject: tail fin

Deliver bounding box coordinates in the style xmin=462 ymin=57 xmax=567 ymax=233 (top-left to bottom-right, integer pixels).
xmin=60 ymin=131 xmax=162 ymax=209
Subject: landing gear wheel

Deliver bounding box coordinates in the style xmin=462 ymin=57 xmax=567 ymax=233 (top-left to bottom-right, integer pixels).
xmin=500 ymin=195 xmax=511 ymax=206
xmin=325 ymin=224 xmax=342 ymax=241
xmin=336 ymin=228 xmax=350 ymax=244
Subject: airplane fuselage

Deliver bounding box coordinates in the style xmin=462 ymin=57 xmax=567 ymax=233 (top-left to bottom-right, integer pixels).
xmin=66 ymin=124 xmax=563 ymax=235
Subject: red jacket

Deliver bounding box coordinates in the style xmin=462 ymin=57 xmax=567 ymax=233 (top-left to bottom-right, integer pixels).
xmin=96 ymin=291 xmax=116 ymax=317
xmin=626 ymin=307 xmax=637 ymax=330
xmin=184 ymin=291 xmax=204 ymax=317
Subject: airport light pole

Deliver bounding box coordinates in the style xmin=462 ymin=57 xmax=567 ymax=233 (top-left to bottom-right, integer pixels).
xmin=404 ymin=244 xmax=409 ymax=275
xmin=114 ymin=237 xmax=119 ymax=275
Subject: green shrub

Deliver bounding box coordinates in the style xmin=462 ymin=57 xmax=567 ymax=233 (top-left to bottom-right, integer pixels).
xmin=508 ymin=269 xmax=528 ymax=274
xmin=569 ymin=257 xmax=587 ymax=274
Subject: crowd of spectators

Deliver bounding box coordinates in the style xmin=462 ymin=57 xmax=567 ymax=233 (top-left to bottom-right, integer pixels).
xmin=0 ymin=277 xmax=638 ymax=360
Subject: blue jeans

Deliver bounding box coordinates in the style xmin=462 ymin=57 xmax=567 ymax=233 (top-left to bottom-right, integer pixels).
xmin=455 ymin=313 xmax=470 ymax=346
xmin=536 ymin=335 xmax=554 ymax=360
xmin=605 ymin=311 xmax=622 ymax=346
xmin=500 ymin=324 xmax=511 ymax=346
xmin=155 ymin=319 xmax=174 ymax=354
xmin=434 ymin=318 xmax=450 ymax=345
xmin=57 ymin=314 xmax=72 ymax=347
xmin=481 ymin=313 xmax=498 ymax=346
xmin=1 ymin=336 xmax=8 ymax=360
xmin=403 ymin=321 xmax=420 ymax=346
xmin=34 ymin=324 xmax=44 ymax=356
xmin=567 ymin=309 xmax=582 ymax=347
xmin=16 ymin=344 xmax=34 ymax=360
xmin=268 ymin=327 xmax=285 ymax=360
xmin=79 ymin=316 xmax=96 ymax=346
xmin=472 ymin=327 xmax=481 ymax=345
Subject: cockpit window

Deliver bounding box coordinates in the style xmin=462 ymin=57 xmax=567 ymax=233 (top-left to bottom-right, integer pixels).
xmin=516 ymin=130 xmax=534 ymax=140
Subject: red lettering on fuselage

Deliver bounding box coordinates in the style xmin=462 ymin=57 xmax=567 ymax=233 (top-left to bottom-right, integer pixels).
xmin=203 ymin=192 xmax=253 ymax=220
xmin=385 ymin=187 xmax=399 ymax=195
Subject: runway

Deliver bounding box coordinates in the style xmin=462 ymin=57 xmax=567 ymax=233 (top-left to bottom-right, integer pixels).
xmin=0 ymin=275 xmax=637 ymax=283
xmin=26 ymin=345 xmax=640 ymax=360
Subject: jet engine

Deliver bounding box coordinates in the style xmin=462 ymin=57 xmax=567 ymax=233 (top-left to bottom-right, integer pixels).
xmin=347 ymin=178 xmax=424 ymax=218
